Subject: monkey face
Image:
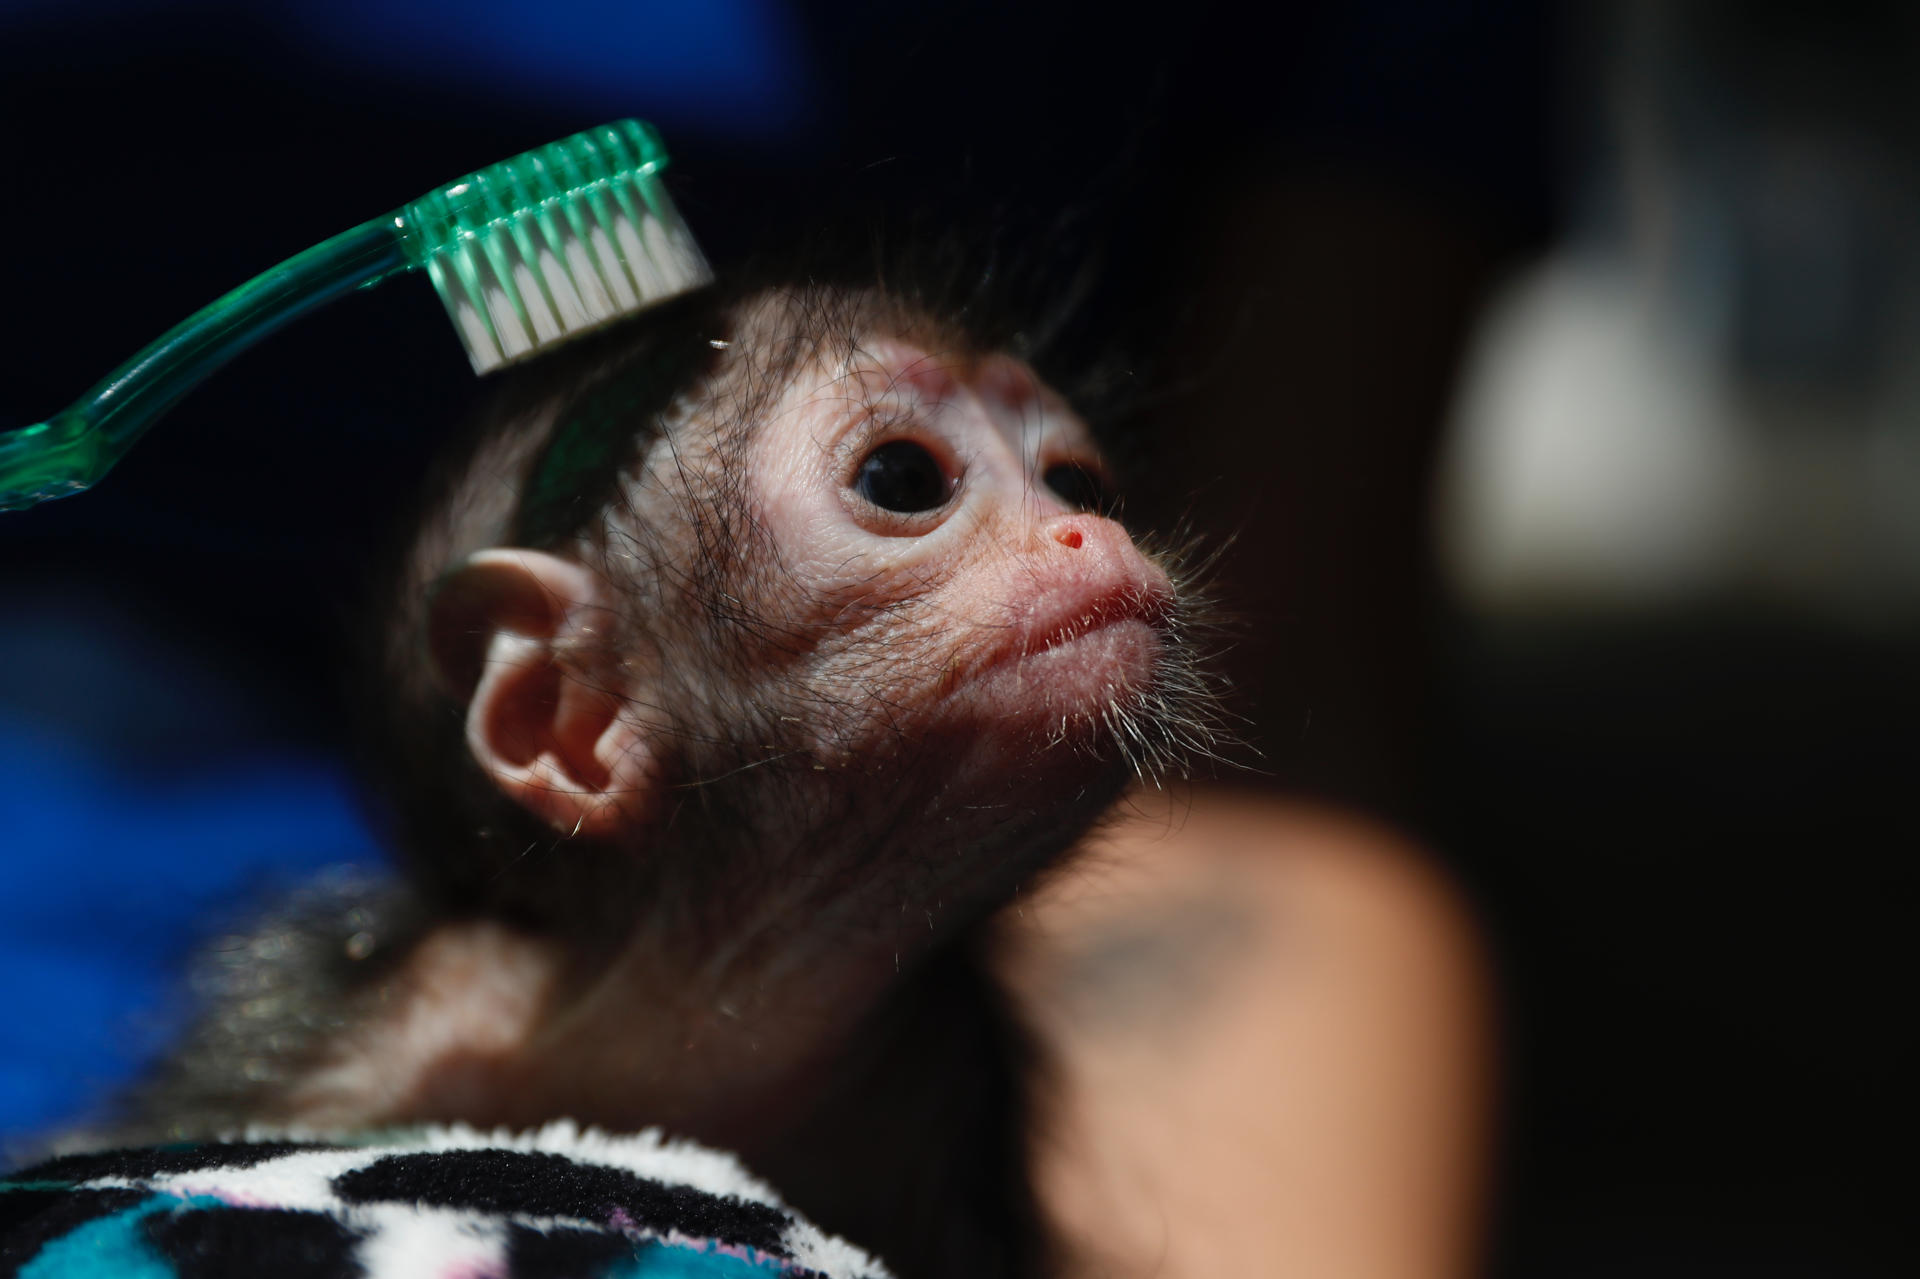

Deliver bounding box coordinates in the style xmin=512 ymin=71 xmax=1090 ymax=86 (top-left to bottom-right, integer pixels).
xmin=734 ymin=336 xmax=1176 ymax=783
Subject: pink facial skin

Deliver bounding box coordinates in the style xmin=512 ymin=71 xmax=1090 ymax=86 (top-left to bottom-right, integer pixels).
xmin=748 ymin=338 xmax=1174 ymax=768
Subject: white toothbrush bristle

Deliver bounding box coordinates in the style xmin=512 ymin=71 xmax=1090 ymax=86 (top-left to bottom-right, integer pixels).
xmin=427 ymin=172 xmax=712 ymax=374
xmin=628 ymin=233 xmax=666 ymax=299
xmin=513 ymin=262 xmax=562 ymax=344
xmin=456 ymin=301 xmax=503 ymax=373
xmin=611 ymin=214 xmax=649 ymax=300
xmin=486 ymin=286 xmax=533 ymax=361
xmin=590 ymin=225 xmax=640 ymax=311
xmin=540 ymin=247 xmax=590 ymax=330
xmin=642 ymin=217 xmax=679 ymax=286
xmin=563 ymin=238 xmax=615 ymax=322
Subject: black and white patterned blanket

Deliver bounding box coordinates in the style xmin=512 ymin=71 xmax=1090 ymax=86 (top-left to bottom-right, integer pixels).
xmin=0 ymin=1123 xmax=890 ymax=1278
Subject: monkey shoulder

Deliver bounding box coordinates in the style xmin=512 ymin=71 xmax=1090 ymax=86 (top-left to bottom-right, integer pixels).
xmin=102 ymin=872 xmax=431 ymax=1145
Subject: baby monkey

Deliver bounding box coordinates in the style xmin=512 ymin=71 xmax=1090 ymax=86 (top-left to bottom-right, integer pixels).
xmin=117 ymin=272 xmax=1221 ymax=1277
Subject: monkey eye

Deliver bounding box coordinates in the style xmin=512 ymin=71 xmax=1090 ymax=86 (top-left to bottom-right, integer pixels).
xmin=853 ymin=440 xmax=954 ymax=514
xmin=1042 ymin=461 xmax=1112 ymax=515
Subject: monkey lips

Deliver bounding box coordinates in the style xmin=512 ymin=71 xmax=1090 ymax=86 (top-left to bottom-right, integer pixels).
xmin=942 ymin=512 xmax=1178 ymax=758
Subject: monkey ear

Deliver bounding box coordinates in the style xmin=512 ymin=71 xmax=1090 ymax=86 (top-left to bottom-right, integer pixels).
xmin=427 ymin=548 xmax=658 ymax=840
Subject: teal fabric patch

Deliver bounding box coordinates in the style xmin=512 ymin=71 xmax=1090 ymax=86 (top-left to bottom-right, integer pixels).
xmin=17 ymin=1193 xmax=221 ymax=1279
xmin=610 ymin=1240 xmax=790 ymax=1279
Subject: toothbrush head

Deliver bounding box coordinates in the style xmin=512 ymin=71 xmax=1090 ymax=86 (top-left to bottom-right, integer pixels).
xmin=398 ymin=120 xmax=713 ymax=375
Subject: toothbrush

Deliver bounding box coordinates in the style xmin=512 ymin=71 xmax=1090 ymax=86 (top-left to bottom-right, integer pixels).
xmin=0 ymin=119 xmax=710 ymax=512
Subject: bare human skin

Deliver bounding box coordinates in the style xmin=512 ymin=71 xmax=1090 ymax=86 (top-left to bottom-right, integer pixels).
xmin=1003 ymin=787 xmax=1491 ymax=1279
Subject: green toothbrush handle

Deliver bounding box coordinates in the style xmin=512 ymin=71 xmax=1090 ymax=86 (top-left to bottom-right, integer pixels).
xmin=0 ymin=218 xmax=412 ymax=511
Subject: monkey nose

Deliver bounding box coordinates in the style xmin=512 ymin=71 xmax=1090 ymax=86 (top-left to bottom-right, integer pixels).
xmin=1042 ymin=512 xmax=1133 ymax=554
xmin=1039 ymin=512 xmax=1170 ymax=591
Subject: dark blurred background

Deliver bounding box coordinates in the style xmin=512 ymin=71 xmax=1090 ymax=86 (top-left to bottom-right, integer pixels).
xmin=0 ymin=0 xmax=1911 ymax=1273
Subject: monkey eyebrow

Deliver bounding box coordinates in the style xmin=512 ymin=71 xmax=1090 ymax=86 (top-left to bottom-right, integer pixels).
xmin=879 ymin=351 xmax=965 ymax=401
xmin=835 ymin=334 xmax=965 ymax=394
xmin=829 ymin=345 xmax=967 ymax=407
xmin=838 ymin=399 xmax=941 ymax=457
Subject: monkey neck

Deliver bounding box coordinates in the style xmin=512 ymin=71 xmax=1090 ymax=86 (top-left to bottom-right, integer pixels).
xmin=297 ymin=823 xmax=1030 ymax=1153
xmin=273 ymin=919 xmax=854 ymax=1148
xmin=527 ymin=896 xmax=931 ymax=1152
xmin=490 ymin=770 xmax=1098 ymax=1142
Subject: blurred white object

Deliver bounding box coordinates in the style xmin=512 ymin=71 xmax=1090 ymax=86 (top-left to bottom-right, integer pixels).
xmin=1440 ymin=256 xmax=1744 ymax=610
xmin=1436 ymin=1 xmax=1920 ymax=624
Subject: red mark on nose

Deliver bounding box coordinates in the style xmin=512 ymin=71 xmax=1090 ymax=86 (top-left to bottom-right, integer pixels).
xmin=1044 ymin=513 xmax=1098 ymax=550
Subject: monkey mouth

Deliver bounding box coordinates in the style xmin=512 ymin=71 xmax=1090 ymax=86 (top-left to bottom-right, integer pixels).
xmin=1030 ymin=580 xmax=1175 ymax=652
xmin=921 ymin=571 xmax=1177 ymax=727
xmin=971 ymin=579 xmax=1175 ymax=691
